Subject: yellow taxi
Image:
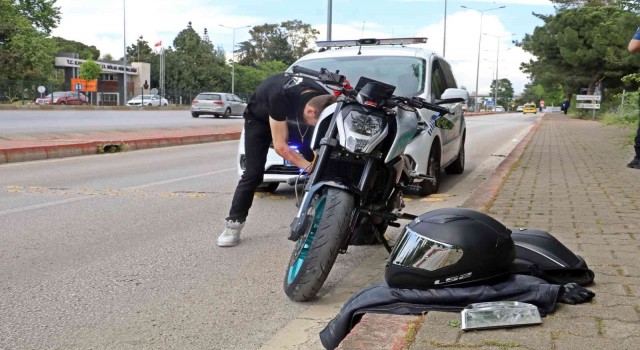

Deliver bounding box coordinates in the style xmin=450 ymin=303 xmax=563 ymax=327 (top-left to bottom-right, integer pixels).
xmin=522 ymin=103 xmax=537 ymax=114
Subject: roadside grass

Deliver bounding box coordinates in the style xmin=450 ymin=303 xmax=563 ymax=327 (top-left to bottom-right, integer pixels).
xmin=598 ymin=110 xmax=638 ymax=146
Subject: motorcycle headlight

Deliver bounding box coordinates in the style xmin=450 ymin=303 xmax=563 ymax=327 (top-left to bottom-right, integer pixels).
xmin=344 ymin=111 xmax=386 ymax=153
xmin=346 ymin=111 xmax=384 ymax=136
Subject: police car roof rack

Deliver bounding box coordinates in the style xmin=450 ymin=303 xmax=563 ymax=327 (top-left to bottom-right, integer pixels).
xmin=316 ymin=37 xmax=428 ymax=50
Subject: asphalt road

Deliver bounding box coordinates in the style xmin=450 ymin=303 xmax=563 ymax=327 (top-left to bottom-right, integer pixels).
xmin=0 ymin=109 xmax=244 ymax=135
xmin=0 ymin=112 xmax=539 ymax=349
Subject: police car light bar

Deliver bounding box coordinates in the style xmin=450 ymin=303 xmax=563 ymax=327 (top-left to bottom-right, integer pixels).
xmin=316 ymin=37 xmax=428 ymax=48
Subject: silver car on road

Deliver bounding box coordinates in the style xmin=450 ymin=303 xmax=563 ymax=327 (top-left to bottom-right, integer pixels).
xmin=191 ymin=92 xmax=247 ymax=118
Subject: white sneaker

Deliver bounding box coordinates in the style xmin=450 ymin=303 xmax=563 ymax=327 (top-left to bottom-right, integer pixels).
xmin=217 ymin=220 xmax=245 ymax=247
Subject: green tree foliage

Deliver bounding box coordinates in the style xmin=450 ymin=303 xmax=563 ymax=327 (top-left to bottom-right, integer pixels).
xmin=237 ymin=20 xmax=319 ymax=67
xmin=0 ymin=0 xmax=57 ymax=80
xmin=126 ymin=36 xmax=155 ymax=63
xmin=14 ymin=0 xmax=61 ymax=34
xmin=551 ymin=0 xmax=640 ymax=11
xmin=489 ymin=78 xmax=515 ymax=107
xmin=162 ymin=22 xmax=229 ymax=99
xmin=234 ymin=60 xmax=289 ymax=94
xmin=79 ymin=59 xmax=101 ymax=80
xmin=52 ymin=37 xmax=100 ymax=59
xmin=520 ymin=6 xmax=640 ymax=96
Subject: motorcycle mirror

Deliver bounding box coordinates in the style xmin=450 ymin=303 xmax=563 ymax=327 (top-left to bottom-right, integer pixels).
xmin=435 ymin=116 xmax=455 ymax=130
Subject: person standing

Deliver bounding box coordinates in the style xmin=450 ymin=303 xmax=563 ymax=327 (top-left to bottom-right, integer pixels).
xmin=218 ymin=73 xmax=338 ymax=247
xmin=561 ymin=97 xmax=570 ymax=115
xmin=627 ymin=27 xmax=640 ymax=169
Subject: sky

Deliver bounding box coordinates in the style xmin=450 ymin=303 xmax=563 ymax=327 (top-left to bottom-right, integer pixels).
xmin=50 ymin=0 xmax=557 ymax=94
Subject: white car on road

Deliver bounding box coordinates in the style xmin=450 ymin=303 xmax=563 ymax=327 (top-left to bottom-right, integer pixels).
xmin=127 ymin=95 xmax=168 ymax=107
xmin=238 ymin=37 xmax=467 ymax=195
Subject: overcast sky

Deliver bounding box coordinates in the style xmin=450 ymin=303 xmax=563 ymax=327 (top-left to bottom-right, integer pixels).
xmin=51 ymin=0 xmax=556 ymax=94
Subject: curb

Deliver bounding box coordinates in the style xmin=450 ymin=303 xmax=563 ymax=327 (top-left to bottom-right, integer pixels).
xmin=0 ymin=131 xmax=241 ymax=164
xmin=335 ymin=114 xmax=545 ymax=350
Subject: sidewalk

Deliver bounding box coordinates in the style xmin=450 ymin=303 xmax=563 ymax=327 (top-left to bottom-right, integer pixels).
xmin=337 ymin=113 xmax=640 ymax=349
xmin=0 ymin=125 xmax=243 ymax=164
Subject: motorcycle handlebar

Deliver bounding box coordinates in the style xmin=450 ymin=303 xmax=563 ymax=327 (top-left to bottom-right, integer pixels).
xmin=291 ymin=65 xmax=346 ymax=86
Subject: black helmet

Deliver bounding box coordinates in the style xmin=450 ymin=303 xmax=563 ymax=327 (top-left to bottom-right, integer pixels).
xmin=385 ymin=208 xmax=515 ymax=290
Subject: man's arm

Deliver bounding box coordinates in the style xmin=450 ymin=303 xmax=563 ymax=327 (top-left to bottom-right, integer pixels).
xmin=269 ymin=117 xmax=312 ymax=170
xmin=629 ymin=27 xmax=640 ymax=53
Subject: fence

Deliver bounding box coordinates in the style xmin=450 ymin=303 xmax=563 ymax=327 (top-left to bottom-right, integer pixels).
xmin=0 ymin=79 xmax=66 ymax=104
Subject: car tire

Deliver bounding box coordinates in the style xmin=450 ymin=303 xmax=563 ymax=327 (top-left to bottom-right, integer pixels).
xmin=419 ymin=144 xmax=441 ymax=196
xmin=147 ymin=103 xmax=152 ymax=106
xmin=191 ymin=112 xmax=199 ymax=118
xmin=256 ymin=182 xmax=279 ymax=193
xmin=60 ymin=101 xmax=66 ymax=105
xmin=445 ymin=134 xmax=465 ymax=175
xmin=223 ymin=108 xmax=231 ymax=118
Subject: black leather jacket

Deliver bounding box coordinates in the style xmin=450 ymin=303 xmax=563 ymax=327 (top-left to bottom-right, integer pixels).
xmin=319 ymin=274 xmax=562 ymax=350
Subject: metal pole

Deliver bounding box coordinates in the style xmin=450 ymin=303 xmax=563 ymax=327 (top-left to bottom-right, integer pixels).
xmin=474 ymin=12 xmax=483 ymax=111
xmin=495 ymin=38 xmax=499 ymax=105
xmin=461 ymin=5 xmax=506 ymax=112
xmin=123 ymin=0 xmax=127 ymax=106
xmin=443 ymin=0 xmax=447 ymax=57
xmin=231 ymin=29 xmax=236 ymax=94
xmin=220 ymin=25 xmax=250 ymax=94
xmin=327 ymin=0 xmax=332 ymax=41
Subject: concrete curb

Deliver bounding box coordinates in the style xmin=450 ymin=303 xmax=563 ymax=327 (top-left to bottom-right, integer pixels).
xmin=0 ymin=131 xmax=241 ymax=164
xmin=335 ymin=114 xmax=546 ymax=349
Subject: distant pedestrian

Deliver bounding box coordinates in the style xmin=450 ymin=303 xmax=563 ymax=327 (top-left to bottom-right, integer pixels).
xmin=561 ymin=97 xmax=570 ymax=115
xmin=627 ymin=27 xmax=640 ymax=169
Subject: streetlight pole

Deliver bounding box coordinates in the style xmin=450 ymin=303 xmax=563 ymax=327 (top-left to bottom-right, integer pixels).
xmin=461 ymin=4 xmax=505 ymax=111
xmin=219 ymin=24 xmax=251 ymax=95
xmin=327 ymin=0 xmax=332 ymax=41
xmin=484 ymin=33 xmax=514 ymax=107
xmin=122 ymin=0 xmax=127 ymax=106
xmin=443 ymin=0 xmax=447 ymax=57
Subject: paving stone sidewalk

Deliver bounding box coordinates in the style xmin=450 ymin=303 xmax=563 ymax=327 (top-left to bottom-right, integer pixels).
xmin=339 ymin=113 xmax=640 ymax=350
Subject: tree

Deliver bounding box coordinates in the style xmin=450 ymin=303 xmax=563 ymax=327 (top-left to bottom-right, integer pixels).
xmin=126 ymin=35 xmax=155 ymax=63
xmin=0 ymin=0 xmax=57 ymax=81
xmin=550 ymin=0 xmax=640 ymax=11
xmin=79 ymin=59 xmax=101 ymax=104
xmin=489 ymin=78 xmax=515 ymax=107
xmin=79 ymin=59 xmax=101 ymax=80
xmin=52 ymin=37 xmax=100 ymax=59
xmin=236 ymin=20 xmax=319 ymax=67
xmin=162 ymin=22 xmax=228 ymax=102
xmin=13 ymin=0 xmax=61 ymax=34
xmin=520 ymin=6 xmax=640 ymax=96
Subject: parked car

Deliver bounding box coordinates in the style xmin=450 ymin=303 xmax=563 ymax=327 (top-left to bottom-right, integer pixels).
xmin=522 ymin=103 xmax=537 ymax=114
xmin=191 ymin=92 xmax=247 ymax=118
xmin=126 ymin=94 xmax=168 ymax=107
xmin=35 ymin=91 xmax=87 ymax=105
xmin=494 ymin=105 xmax=505 ymax=112
xmin=516 ymin=105 xmax=524 ymax=112
xmin=238 ymin=37 xmax=467 ymax=195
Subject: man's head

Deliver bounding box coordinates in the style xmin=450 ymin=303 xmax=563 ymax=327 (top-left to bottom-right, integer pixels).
xmin=301 ymin=90 xmax=338 ymax=126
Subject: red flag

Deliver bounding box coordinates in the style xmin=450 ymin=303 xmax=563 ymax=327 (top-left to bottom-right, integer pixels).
xmin=154 ymin=41 xmax=162 ymax=47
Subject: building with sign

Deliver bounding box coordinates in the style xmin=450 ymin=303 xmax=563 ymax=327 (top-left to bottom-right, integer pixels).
xmin=54 ymin=53 xmax=151 ymax=106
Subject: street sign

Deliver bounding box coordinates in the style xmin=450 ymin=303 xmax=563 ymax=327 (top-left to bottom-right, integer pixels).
xmin=150 ymin=88 xmax=158 ymax=95
xmin=37 ymin=86 xmax=46 ymax=94
xmin=576 ymin=95 xmax=601 ymax=101
xmin=540 ymin=99 xmax=545 ymax=107
xmin=74 ymin=83 xmax=83 ymax=91
xmin=576 ymin=103 xmax=600 ymax=109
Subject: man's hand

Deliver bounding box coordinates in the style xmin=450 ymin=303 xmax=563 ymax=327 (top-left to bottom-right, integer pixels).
xmin=269 ymin=117 xmax=312 ymax=170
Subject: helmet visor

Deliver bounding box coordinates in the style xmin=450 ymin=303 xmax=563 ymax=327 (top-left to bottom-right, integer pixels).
xmin=389 ymin=227 xmax=464 ymax=271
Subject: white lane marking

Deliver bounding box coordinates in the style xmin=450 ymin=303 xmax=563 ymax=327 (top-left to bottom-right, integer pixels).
xmin=0 ymin=168 xmax=235 ymax=215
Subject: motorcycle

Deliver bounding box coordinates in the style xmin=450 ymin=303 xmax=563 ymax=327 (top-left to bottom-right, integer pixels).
xmin=283 ymin=66 xmax=467 ymax=301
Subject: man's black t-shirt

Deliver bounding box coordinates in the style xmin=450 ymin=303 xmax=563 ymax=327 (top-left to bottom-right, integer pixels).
xmin=243 ymin=73 xmax=327 ymax=123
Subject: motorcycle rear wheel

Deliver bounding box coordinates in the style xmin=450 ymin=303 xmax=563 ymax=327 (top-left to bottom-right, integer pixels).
xmin=284 ymin=187 xmax=355 ymax=302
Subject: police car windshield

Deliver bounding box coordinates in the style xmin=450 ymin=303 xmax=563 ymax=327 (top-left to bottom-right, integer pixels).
xmin=293 ymin=56 xmax=426 ymax=97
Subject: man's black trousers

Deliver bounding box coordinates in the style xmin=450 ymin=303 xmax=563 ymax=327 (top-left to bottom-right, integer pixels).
xmin=226 ymin=119 xmax=272 ymax=223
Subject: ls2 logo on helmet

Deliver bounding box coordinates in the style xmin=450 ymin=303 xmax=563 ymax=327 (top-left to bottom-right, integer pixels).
xmin=434 ymin=272 xmax=472 ymax=285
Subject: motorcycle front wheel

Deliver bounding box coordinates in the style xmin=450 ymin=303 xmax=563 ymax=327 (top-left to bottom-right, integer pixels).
xmin=284 ymin=187 xmax=355 ymax=302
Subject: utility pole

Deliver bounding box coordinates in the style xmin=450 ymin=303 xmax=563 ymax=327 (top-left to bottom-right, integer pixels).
xmin=219 ymin=24 xmax=251 ymax=94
